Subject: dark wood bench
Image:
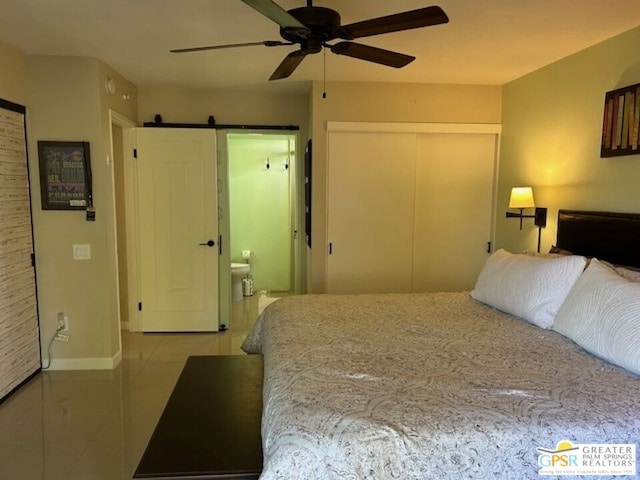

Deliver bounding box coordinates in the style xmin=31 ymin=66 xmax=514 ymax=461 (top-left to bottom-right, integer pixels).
xmin=134 ymin=355 xmax=263 ymax=479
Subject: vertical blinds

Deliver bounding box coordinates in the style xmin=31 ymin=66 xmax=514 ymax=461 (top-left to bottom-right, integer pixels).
xmin=0 ymin=100 xmax=40 ymax=400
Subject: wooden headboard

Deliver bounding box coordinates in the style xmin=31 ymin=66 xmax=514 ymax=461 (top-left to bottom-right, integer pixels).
xmin=556 ymin=210 xmax=640 ymax=268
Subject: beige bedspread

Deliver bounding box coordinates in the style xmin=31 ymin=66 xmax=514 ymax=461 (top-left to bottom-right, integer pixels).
xmin=242 ymin=292 xmax=640 ymax=479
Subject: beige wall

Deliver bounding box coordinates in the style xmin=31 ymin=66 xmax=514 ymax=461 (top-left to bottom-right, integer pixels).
xmin=0 ymin=40 xmax=28 ymax=105
xmin=497 ymin=25 xmax=640 ymax=254
xmin=27 ymin=56 xmax=138 ymax=366
xmin=309 ymin=81 xmax=502 ymax=292
xmin=137 ymin=85 xmax=309 ymax=132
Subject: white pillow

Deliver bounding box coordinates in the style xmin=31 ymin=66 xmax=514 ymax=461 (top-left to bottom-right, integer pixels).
xmin=615 ymin=265 xmax=640 ymax=283
xmin=471 ymin=249 xmax=587 ymax=329
xmin=553 ymin=258 xmax=640 ymax=376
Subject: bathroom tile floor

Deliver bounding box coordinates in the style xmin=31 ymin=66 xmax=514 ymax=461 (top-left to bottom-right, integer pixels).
xmin=0 ymin=294 xmax=277 ymax=480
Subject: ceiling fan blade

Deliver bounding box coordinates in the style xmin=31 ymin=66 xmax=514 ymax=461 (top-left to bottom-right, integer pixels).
xmin=241 ymin=0 xmax=310 ymax=35
xmin=269 ymin=50 xmax=307 ymax=80
xmin=170 ymin=40 xmax=290 ymax=53
xmin=338 ymin=6 xmax=449 ymax=40
xmin=330 ymin=42 xmax=415 ymax=68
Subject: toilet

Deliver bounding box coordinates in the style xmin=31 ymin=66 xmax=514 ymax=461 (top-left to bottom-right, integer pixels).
xmin=231 ymin=263 xmax=251 ymax=301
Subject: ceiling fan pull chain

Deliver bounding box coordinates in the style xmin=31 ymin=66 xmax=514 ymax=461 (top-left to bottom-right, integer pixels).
xmin=322 ymin=48 xmax=327 ymax=99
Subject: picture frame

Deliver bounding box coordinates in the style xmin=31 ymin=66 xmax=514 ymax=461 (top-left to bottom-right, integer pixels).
xmin=37 ymin=141 xmax=92 ymax=210
xmin=304 ymin=139 xmax=312 ymax=248
xmin=600 ymin=82 xmax=640 ymax=158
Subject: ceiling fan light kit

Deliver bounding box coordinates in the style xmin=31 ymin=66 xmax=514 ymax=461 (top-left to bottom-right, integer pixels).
xmin=171 ymin=0 xmax=449 ymax=81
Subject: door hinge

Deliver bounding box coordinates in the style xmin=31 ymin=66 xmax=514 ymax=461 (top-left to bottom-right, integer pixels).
xmin=138 ymin=302 xmax=142 ymax=311
xmin=329 ymin=242 xmax=333 ymax=255
xmin=133 ymin=148 xmax=137 ymax=158
xmin=31 ymin=253 xmax=35 ymax=267
xmin=486 ymin=241 xmax=492 ymax=253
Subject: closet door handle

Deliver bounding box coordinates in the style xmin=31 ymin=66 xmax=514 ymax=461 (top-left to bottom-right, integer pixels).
xmin=199 ymin=240 xmax=215 ymax=247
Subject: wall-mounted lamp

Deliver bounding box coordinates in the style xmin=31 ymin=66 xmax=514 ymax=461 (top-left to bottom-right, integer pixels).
xmin=505 ymin=186 xmax=548 ymax=252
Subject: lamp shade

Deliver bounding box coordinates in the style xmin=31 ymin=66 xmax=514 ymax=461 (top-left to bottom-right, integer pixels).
xmin=509 ymin=187 xmax=535 ymax=209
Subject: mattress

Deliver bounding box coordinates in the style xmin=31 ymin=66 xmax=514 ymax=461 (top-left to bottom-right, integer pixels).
xmin=242 ymin=292 xmax=640 ymax=479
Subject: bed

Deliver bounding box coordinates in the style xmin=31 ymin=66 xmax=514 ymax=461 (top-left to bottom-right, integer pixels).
xmin=242 ymin=210 xmax=640 ymax=479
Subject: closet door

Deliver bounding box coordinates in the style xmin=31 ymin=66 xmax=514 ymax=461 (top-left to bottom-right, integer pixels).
xmin=327 ymin=132 xmax=416 ymax=294
xmin=412 ymin=133 xmax=495 ymax=291
xmin=0 ymin=100 xmax=40 ymax=400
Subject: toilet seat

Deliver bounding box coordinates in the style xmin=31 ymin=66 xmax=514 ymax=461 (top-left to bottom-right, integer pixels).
xmin=231 ymin=263 xmax=250 ymax=275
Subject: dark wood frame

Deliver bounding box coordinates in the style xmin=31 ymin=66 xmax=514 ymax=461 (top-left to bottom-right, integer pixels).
xmin=600 ymin=82 xmax=640 ymax=157
xmin=37 ymin=141 xmax=92 ymax=210
xmin=304 ymin=139 xmax=312 ymax=248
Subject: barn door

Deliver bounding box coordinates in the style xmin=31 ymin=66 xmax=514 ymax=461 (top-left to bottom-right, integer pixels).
xmin=135 ymin=128 xmax=219 ymax=332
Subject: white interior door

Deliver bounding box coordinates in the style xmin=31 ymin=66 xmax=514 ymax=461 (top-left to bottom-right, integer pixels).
xmin=412 ymin=133 xmax=496 ymax=291
xmin=327 ymin=132 xmax=417 ymax=294
xmin=136 ymin=128 xmax=218 ymax=332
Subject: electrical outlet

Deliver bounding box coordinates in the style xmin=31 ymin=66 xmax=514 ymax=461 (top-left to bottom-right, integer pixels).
xmin=57 ymin=312 xmax=69 ymax=332
xmin=55 ymin=333 xmax=69 ymax=342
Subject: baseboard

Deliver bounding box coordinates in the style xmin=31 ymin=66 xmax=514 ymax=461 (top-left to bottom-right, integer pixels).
xmin=45 ymin=348 xmax=123 ymax=371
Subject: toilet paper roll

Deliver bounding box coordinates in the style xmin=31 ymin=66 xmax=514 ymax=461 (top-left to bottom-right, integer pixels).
xmin=242 ymin=250 xmax=252 ymax=260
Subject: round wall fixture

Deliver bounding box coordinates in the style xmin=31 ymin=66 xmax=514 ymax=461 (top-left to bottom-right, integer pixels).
xmin=105 ymin=77 xmax=116 ymax=95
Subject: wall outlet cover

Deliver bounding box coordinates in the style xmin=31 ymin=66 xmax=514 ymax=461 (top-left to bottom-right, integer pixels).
xmin=73 ymin=244 xmax=91 ymax=260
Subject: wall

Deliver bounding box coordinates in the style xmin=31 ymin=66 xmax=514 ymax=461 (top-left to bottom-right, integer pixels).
xmin=26 ymin=56 xmax=137 ymax=368
xmin=309 ymin=81 xmax=503 ymax=292
xmin=137 ymin=85 xmax=309 ymax=132
xmin=228 ymin=134 xmax=293 ymax=293
xmin=0 ymin=41 xmax=28 ymax=105
xmin=497 ymin=25 xmax=640 ymax=254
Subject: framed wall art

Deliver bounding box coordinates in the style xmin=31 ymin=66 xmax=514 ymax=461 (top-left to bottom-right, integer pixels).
xmin=304 ymin=139 xmax=312 ymax=248
xmin=600 ymin=82 xmax=640 ymax=158
xmin=37 ymin=141 xmax=92 ymax=210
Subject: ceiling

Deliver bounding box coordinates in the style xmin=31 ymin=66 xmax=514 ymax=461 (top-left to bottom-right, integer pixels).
xmin=2 ymin=0 xmax=640 ymax=93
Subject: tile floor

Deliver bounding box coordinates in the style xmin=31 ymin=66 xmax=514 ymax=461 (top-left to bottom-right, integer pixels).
xmin=0 ymin=295 xmax=276 ymax=480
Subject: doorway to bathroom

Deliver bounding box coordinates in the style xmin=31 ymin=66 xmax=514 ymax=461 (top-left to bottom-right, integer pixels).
xmin=218 ymin=130 xmax=301 ymax=325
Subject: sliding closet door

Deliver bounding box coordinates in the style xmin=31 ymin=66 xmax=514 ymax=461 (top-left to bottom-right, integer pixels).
xmin=327 ymin=132 xmax=416 ymax=294
xmin=412 ymin=133 xmax=495 ymax=291
xmin=0 ymin=100 xmax=40 ymax=400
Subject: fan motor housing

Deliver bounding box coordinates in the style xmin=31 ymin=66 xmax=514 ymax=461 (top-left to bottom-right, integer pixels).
xmin=281 ymin=6 xmax=341 ymax=52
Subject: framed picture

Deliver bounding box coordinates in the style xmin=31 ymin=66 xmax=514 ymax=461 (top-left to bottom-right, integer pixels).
xmin=37 ymin=141 xmax=92 ymax=210
xmin=600 ymin=82 xmax=640 ymax=158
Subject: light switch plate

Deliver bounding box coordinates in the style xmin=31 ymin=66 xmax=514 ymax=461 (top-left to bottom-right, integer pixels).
xmin=73 ymin=244 xmax=91 ymax=260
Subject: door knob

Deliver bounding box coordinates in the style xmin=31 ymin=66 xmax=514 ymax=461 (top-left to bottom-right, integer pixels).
xmin=199 ymin=240 xmax=215 ymax=247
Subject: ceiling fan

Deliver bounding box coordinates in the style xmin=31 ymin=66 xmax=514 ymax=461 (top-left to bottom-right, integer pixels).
xmin=171 ymin=0 xmax=449 ymax=81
